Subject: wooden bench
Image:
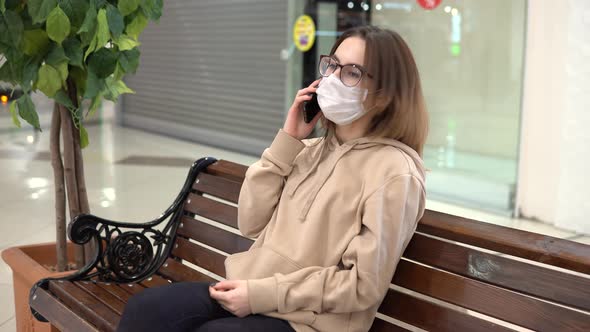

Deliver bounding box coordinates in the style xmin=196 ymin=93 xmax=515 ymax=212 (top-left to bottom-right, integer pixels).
xmin=29 ymin=157 xmax=590 ymax=331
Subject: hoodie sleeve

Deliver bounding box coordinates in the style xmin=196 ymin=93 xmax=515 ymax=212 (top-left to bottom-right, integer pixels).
xmin=246 ymin=174 xmax=425 ymax=314
xmin=238 ymin=130 xmax=305 ymax=238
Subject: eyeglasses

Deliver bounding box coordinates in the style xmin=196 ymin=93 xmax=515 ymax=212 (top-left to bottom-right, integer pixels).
xmin=318 ymin=55 xmax=372 ymax=87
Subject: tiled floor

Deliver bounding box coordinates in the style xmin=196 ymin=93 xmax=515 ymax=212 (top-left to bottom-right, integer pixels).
xmin=0 ymin=97 xmax=588 ymax=331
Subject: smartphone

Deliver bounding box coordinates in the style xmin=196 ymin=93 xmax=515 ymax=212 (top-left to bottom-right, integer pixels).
xmin=303 ymin=93 xmax=321 ymax=123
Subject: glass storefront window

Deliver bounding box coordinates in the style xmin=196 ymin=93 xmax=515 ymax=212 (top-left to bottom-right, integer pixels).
xmin=372 ymin=0 xmax=526 ymax=213
xmin=293 ymin=0 xmax=527 ymax=214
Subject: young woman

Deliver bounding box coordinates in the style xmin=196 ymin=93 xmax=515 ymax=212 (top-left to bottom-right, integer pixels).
xmin=117 ymin=25 xmax=428 ymax=332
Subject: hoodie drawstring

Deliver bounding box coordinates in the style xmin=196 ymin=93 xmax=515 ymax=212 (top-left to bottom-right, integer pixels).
xmin=288 ymin=140 xmax=327 ymax=197
xmin=296 ymin=143 xmax=356 ymax=221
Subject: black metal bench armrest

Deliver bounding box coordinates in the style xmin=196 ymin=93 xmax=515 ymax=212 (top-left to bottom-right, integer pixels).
xmin=30 ymin=157 xmax=217 ymax=322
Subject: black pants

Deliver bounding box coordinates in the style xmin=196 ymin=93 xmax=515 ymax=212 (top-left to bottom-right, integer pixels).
xmin=116 ymin=281 xmax=295 ymax=332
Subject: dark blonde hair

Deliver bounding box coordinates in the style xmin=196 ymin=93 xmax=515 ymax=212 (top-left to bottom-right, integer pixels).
xmin=322 ymin=26 xmax=429 ymax=156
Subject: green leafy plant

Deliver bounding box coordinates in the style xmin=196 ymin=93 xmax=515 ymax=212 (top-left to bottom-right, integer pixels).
xmin=0 ymin=0 xmax=163 ymax=271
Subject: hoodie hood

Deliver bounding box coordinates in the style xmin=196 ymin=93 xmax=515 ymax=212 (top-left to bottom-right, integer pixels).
xmin=288 ymin=134 xmax=426 ymax=221
xmin=334 ymin=135 xmax=426 ymax=180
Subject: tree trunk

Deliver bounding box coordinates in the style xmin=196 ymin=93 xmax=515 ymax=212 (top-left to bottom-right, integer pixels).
xmin=51 ymin=78 xmax=93 ymax=269
xmin=73 ymin=112 xmax=94 ymax=263
xmin=50 ymin=103 xmax=67 ymax=272
xmin=59 ymin=104 xmax=85 ymax=268
xmin=66 ymin=78 xmax=94 ymax=264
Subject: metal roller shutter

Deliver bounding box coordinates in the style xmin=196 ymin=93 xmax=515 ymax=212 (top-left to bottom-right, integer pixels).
xmin=122 ymin=0 xmax=289 ymax=156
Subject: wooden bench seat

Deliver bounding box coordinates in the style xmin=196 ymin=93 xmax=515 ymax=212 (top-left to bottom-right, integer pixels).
xmin=29 ymin=158 xmax=590 ymax=331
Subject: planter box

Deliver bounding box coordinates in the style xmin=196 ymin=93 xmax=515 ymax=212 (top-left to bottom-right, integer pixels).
xmin=2 ymin=242 xmax=77 ymax=332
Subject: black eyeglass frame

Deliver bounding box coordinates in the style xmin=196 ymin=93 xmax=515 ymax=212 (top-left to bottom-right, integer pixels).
xmin=318 ymin=55 xmax=373 ymax=87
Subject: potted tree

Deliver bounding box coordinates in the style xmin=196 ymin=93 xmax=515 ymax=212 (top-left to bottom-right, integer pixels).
xmin=0 ymin=0 xmax=163 ymax=330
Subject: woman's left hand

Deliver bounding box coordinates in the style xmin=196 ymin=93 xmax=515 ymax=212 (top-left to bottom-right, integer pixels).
xmin=209 ymin=280 xmax=252 ymax=318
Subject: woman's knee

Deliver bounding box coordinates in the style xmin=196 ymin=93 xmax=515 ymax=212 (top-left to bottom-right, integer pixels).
xmin=196 ymin=316 xmax=294 ymax=332
xmin=119 ymin=282 xmax=215 ymax=331
xmin=118 ymin=288 xmax=161 ymax=331
xmin=196 ymin=319 xmax=234 ymax=332
xmin=126 ymin=285 xmax=163 ymax=310
xmin=121 ymin=284 xmax=185 ymax=324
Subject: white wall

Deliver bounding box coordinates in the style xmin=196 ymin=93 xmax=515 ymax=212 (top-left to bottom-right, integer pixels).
xmin=517 ymin=0 xmax=590 ymax=234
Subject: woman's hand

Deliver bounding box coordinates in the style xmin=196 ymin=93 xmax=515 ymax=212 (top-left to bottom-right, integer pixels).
xmin=209 ymin=280 xmax=252 ymax=318
xmin=283 ymin=79 xmax=323 ymax=140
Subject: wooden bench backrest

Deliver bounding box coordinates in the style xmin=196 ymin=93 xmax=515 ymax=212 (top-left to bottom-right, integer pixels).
xmin=159 ymin=160 xmax=590 ymax=332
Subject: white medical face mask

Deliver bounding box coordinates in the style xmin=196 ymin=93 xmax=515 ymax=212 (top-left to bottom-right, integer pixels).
xmin=316 ymin=74 xmax=368 ymax=125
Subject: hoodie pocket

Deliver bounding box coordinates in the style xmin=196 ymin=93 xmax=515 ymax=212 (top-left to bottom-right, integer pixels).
xmin=224 ymin=246 xmax=302 ymax=280
xmin=310 ymin=311 xmax=351 ymax=331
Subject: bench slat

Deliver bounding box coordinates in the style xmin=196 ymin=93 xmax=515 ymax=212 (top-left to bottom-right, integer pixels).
xmin=394 ymin=259 xmax=590 ymax=331
xmin=158 ymin=258 xmax=216 ymax=283
xmin=178 ymin=216 xmax=253 ymax=254
xmin=95 ymin=282 xmax=133 ymax=304
xmin=369 ymin=318 xmax=412 ymax=332
xmin=75 ymin=282 xmax=126 ymax=315
xmin=49 ymin=281 xmax=120 ymax=332
xmin=404 ymin=232 xmax=590 ymax=311
xmin=115 ymin=282 xmax=145 ymax=296
xmin=140 ymin=274 xmax=172 ymax=288
xmin=194 ymin=172 xmax=242 ymax=204
xmin=31 ymin=286 xmax=99 ymax=332
xmin=418 ymin=210 xmax=590 ymax=274
xmin=173 ymin=237 xmax=227 ymax=277
xmin=380 ymin=289 xmax=514 ymax=332
xmin=206 ymin=160 xmax=248 ymax=183
xmin=184 ymin=193 xmax=238 ymax=229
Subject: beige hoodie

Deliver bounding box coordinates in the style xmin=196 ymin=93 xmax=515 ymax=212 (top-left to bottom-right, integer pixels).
xmin=225 ymin=129 xmax=426 ymax=332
